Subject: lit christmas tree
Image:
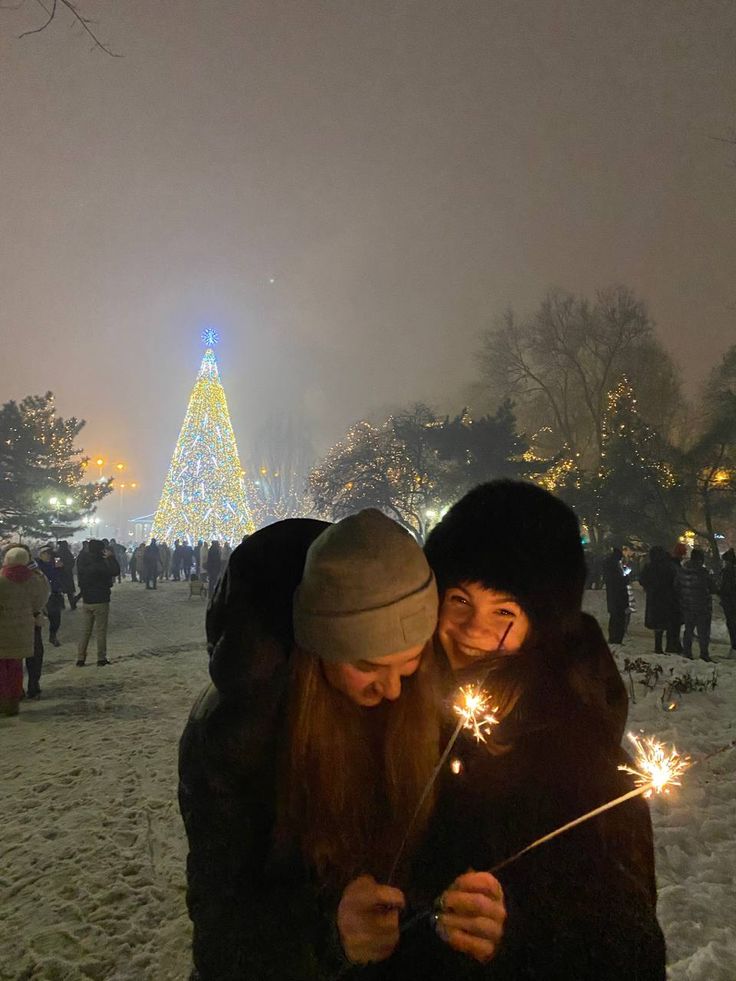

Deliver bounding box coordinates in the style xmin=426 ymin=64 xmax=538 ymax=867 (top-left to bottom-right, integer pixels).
xmin=593 ymin=376 xmax=677 ymax=544
xmin=151 ymin=331 xmax=256 ymax=544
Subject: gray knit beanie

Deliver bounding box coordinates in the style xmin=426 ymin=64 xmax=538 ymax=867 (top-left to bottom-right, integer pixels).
xmin=293 ymin=509 xmax=438 ymax=663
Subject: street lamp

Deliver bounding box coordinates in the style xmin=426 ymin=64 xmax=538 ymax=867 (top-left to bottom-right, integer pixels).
xmin=118 ymin=477 xmax=138 ymax=538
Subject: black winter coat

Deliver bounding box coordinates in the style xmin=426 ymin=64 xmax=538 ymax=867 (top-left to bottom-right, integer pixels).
xmin=639 ymin=557 xmax=678 ymax=630
xmin=719 ymin=564 xmax=736 ymax=616
xmin=603 ymin=556 xmax=628 ymax=614
xmin=675 ymin=562 xmax=715 ymax=618
xmin=76 ymin=552 xmax=120 ymax=604
xmin=371 ymin=648 xmax=665 ymax=981
xmin=179 ymin=518 xmax=360 ymax=981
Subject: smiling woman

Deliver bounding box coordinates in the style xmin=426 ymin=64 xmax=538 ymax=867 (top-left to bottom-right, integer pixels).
xmin=439 ymin=584 xmax=531 ymax=668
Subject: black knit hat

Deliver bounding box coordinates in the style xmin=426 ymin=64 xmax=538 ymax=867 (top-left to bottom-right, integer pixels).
xmin=424 ymin=480 xmax=586 ymax=632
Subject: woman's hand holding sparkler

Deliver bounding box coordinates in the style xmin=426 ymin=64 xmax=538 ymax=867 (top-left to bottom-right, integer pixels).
xmin=337 ymin=875 xmax=405 ymax=964
xmin=433 ymin=870 xmax=506 ymax=963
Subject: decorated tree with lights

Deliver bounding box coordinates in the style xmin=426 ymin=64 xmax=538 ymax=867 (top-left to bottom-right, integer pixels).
xmin=309 ymin=402 xmax=527 ymax=541
xmin=592 ymin=377 xmax=678 ymax=545
xmin=151 ymin=331 xmax=256 ymax=544
xmin=0 ymin=392 xmax=111 ymax=540
xmin=310 ymin=406 xmax=448 ymax=542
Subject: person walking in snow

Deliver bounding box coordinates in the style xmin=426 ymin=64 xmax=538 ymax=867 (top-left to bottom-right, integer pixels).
xmin=0 ymin=547 xmax=50 ymax=715
xmin=667 ymin=542 xmax=688 ymax=652
xmin=718 ymin=548 xmax=736 ymax=655
xmin=205 ymin=540 xmax=221 ymax=599
xmin=675 ymin=548 xmax=716 ymax=661
xmin=76 ymin=540 xmax=120 ymax=667
xmin=180 ymin=542 xmax=194 ymax=580
xmin=36 ymin=544 xmax=64 ymax=647
xmin=143 ymin=539 xmax=160 ymax=590
xmin=639 ymin=545 xmax=679 ymax=654
xmin=159 ymin=541 xmax=171 ymax=581
xmin=602 ymin=546 xmax=629 ymax=644
xmin=172 ymin=540 xmax=182 ymax=581
xmin=56 ymin=539 xmax=77 ymax=610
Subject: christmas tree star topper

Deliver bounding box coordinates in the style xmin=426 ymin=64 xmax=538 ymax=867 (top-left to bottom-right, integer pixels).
xmin=201 ymin=328 xmax=219 ymax=347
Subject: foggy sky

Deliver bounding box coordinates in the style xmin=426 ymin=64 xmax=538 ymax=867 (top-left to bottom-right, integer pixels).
xmin=1 ymin=0 xmax=734 ymax=523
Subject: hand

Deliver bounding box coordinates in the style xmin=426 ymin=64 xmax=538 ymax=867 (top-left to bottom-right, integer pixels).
xmin=434 ymin=870 xmax=506 ymax=964
xmin=337 ymin=874 xmax=405 ymax=964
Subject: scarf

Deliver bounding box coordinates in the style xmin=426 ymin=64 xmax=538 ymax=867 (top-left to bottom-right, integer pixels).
xmin=1 ymin=564 xmax=34 ymax=583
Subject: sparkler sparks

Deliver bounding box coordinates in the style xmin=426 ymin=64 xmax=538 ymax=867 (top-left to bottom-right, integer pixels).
xmin=453 ymin=685 xmax=499 ymax=743
xmin=619 ymin=732 xmax=690 ymax=797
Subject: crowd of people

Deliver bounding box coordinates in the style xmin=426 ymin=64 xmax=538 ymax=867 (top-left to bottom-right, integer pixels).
xmin=601 ymin=542 xmax=736 ymax=660
xmin=0 ymin=534 xmax=239 ymax=716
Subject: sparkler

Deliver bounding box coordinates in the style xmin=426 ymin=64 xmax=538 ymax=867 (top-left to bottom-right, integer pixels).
xmin=453 ymin=685 xmax=499 ymax=743
xmin=490 ymin=731 xmax=690 ymax=874
xmin=386 ymin=623 xmax=513 ymax=884
xmin=398 ymin=735 xmax=736 ymax=945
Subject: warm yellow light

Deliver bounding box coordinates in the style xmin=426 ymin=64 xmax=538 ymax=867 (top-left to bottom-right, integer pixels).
xmin=95 ymin=458 xmax=104 ymax=467
xmin=116 ymin=463 xmax=124 ymax=471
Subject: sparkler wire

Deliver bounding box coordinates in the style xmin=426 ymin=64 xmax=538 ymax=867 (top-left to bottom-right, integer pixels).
xmin=386 ymin=623 xmax=513 ymax=885
xmin=401 ymin=736 xmax=735 ymax=936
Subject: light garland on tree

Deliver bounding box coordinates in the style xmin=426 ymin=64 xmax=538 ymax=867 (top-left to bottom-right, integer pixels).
xmin=151 ymin=333 xmax=256 ymax=544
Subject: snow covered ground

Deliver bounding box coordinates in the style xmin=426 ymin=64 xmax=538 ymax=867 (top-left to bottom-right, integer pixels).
xmin=1 ymin=581 xmax=734 ymax=980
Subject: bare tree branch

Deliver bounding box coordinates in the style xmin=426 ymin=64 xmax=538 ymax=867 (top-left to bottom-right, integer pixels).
xmin=19 ymin=0 xmax=121 ymax=56
xmin=18 ymin=0 xmax=57 ymax=37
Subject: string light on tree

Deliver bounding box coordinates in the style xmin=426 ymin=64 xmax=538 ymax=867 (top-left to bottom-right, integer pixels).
xmin=151 ymin=331 xmax=256 ymax=544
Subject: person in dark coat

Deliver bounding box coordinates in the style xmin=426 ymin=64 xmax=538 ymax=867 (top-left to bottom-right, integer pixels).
xmin=178 ymin=511 xmax=443 ymax=980
xmin=204 ymin=540 xmax=222 ymax=599
xmin=639 ymin=546 xmax=679 ymax=654
xmin=383 ymin=480 xmax=665 ymax=981
xmin=56 ymin=540 xmax=77 ymax=610
xmin=666 ymin=543 xmax=689 ymax=652
xmin=719 ymin=548 xmax=736 ymax=654
xmin=180 ymin=542 xmax=194 ymax=580
xmin=143 ymin=539 xmax=160 ymax=590
xmin=675 ymin=548 xmax=716 ymax=661
xmin=602 ymin=547 xmax=629 ymax=644
xmin=172 ymin=539 xmax=182 ymax=581
xmin=76 ymin=540 xmax=121 ymax=666
xmin=36 ymin=545 xmax=64 ymax=647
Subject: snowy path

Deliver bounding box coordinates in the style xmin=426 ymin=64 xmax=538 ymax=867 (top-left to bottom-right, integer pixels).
xmin=1 ymin=582 xmax=734 ymax=979
xmin=1 ymin=581 xmax=209 ymax=981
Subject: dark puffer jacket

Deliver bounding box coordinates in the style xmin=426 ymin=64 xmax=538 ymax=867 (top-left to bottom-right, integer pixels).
xmin=179 ymin=518 xmax=364 ymax=981
xmin=369 ymin=646 xmax=665 ymax=981
xmin=603 ymin=554 xmax=629 ymax=614
xmin=76 ymin=551 xmax=120 ymax=604
xmin=675 ymin=561 xmax=716 ymax=618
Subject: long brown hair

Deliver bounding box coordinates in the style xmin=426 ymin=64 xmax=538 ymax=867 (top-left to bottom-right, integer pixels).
xmin=274 ymin=644 xmax=440 ymax=891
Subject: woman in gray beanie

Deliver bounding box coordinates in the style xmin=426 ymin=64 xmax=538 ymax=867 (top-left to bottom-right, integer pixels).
xmin=179 ymin=509 xmax=444 ymax=979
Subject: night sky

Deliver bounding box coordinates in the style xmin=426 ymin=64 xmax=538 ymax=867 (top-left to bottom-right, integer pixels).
xmin=1 ymin=0 xmax=734 ymax=520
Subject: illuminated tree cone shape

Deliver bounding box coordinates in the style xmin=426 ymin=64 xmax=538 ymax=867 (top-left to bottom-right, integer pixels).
xmin=151 ymin=338 xmax=256 ymax=544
